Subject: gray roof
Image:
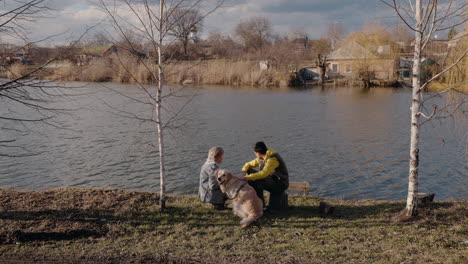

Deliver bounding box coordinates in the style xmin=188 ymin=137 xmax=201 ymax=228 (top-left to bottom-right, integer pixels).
xmin=328 ymin=40 xmax=377 ymax=60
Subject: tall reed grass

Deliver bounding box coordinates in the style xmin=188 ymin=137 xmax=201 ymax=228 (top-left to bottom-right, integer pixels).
xmin=111 ymin=56 xmax=157 ymax=84
xmin=166 ymin=60 xmax=292 ymax=87
xmin=3 ymin=58 xmax=293 ymax=87
xmin=45 ymin=61 xmax=79 ymax=81
xmin=6 ymin=63 xmax=29 ymax=79
xmin=80 ymin=59 xmax=113 ymax=82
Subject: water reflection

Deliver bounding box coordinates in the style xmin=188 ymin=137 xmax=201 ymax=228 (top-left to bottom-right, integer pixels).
xmin=0 ymin=83 xmax=466 ymax=200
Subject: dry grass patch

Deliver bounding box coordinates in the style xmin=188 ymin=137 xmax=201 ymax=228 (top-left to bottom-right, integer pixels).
xmin=0 ymin=188 xmax=466 ymax=263
xmin=6 ymin=63 xmax=29 ymax=79
xmin=166 ymin=60 xmax=292 ymax=87
xmin=428 ymin=81 xmax=468 ymax=92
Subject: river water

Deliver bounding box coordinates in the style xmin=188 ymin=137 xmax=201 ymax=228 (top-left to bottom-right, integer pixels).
xmin=1 ymin=83 xmax=466 ymax=200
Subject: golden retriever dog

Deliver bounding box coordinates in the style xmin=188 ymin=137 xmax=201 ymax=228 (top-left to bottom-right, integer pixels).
xmin=215 ymin=169 xmax=263 ymax=228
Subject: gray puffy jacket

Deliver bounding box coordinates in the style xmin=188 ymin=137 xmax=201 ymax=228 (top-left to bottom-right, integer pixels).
xmin=199 ymin=161 xmax=225 ymax=204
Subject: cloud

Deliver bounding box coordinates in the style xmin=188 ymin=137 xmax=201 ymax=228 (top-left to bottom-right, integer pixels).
xmin=204 ymin=0 xmax=394 ymax=39
xmin=1 ymin=0 xmax=397 ymax=44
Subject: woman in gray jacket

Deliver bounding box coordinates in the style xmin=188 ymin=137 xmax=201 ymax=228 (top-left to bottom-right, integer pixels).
xmin=199 ymin=146 xmax=226 ymax=209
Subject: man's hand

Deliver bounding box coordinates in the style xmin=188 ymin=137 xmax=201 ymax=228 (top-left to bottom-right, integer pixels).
xmin=242 ymin=171 xmax=247 ymax=177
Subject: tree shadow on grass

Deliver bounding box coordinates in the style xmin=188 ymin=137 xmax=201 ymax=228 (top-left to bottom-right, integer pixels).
xmin=6 ymin=229 xmax=104 ymax=243
xmin=0 ymin=209 xmax=119 ymax=244
xmin=0 ymin=201 xmax=460 ymax=242
xmin=253 ymin=201 xmax=459 ymax=229
xmin=265 ymin=202 xmax=405 ymax=220
xmin=0 ymin=206 xmax=238 ymax=243
xmin=0 ymin=209 xmax=120 ymax=222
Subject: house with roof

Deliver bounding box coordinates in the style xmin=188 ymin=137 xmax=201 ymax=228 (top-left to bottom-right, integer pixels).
xmin=75 ymin=45 xmax=118 ymax=66
xmin=326 ymin=40 xmax=398 ymax=81
xmin=0 ymin=44 xmax=36 ymax=65
xmin=75 ymin=44 xmax=147 ymax=66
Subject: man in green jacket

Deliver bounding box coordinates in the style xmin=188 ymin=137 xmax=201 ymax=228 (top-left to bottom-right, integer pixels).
xmin=242 ymin=141 xmax=289 ymax=210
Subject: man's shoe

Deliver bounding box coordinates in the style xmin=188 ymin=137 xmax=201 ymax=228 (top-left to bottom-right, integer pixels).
xmin=262 ymin=207 xmax=271 ymax=214
xmin=212 ymin=204 xmax=224 ymax=210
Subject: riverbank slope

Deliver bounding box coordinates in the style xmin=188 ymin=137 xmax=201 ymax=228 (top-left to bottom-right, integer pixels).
xmin=1 ymin=188 xmax=466 ymax=263
xmin=0 ymin=59 xmax=295 ymax=88
xmin=3 ymin=59 xmax=466 ymax=91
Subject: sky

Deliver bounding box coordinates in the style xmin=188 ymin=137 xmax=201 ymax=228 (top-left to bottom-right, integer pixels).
xmin=0 ymin=0 xmax=404 ymax=45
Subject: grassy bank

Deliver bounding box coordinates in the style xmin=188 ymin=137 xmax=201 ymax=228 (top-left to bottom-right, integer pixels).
xmin=427 ymin=81 xmax=468 ymax=93
xmin=0 ymin=188 xmax=466 ymax=263
xmin=2 ymin=59 xmax=466 ymax=91
xmin=0 ymin=59 xmax=294 ymax=87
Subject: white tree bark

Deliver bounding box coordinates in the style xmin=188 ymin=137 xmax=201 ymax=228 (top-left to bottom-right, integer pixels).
xmin=384 ymin=0 xmax=468 ymax=217
xmin=100 ymin=0 xmax=224 ymax=210
xmin=157 ymin=0 xmax=167 ymax=209
xmin=406 ymin=0 xmax=423 ymax=216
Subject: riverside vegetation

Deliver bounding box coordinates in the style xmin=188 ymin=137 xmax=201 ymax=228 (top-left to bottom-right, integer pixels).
xmin=0 ymin=188 xmax=466 ymax=263
xmin=3 ymin=58 xmax=467 ymax=92
xmin=0 ymin=58 xmax=295 ymax=88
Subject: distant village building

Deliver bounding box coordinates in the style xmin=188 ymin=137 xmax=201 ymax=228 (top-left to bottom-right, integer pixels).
xmin=75 ymin=45 xmax=118 ymax=66
xmin=75 ymin=45 xmax=146 ymax=66
xmin=421 ymin=40 xmax=449 ymax=61
xmin=0 ymin=43 xmax=75 ymax=66
xmin=0 ymin=44 xmax=34 ymax=65
xmin=326 ymin=40 xmax=397 ymax=80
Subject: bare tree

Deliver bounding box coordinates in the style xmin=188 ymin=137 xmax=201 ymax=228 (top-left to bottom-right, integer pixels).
xmin=167 ymin=8 xmax=203 ymax=57
xmin=383 ymin=0 xmax=468 ymax=218
xmin=315 ymin=53 xmax=329 ymax=85
xmin=206 ymin=32 xmax=242 ymax=58
xmin=88 ymin=32 xmax=113 ymax=46
xmin=325 ymin=22 xmax=344 ymax=50
xmin=447 ymin=26 xmax=458 ymax=39
xmin=261 ymin=39 xmax=301 ymax=71
xmin=235 ymin=16 xmax=272 ymax=52
xmin=0 ymin=0 xmax=47 ymax=38
xmin=0 ymin=0 xmax=87 ymax=157
xmin=100 ymin=0 xmax=224 ymax=210
xmin=309 ymin=38 xmax=332 ymax=58
xmin=392 ymin=23 xmax=414 ymax=44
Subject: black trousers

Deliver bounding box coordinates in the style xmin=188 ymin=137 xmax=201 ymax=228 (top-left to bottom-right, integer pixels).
xmin=247 ymin=169 xmax=287 ymax=210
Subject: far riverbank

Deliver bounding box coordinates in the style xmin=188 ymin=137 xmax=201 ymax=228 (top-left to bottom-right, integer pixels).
xmin=4 ymin=58 xmax=463 ymax=91
xmin=1 ymin=59 xmax=296 ymax=88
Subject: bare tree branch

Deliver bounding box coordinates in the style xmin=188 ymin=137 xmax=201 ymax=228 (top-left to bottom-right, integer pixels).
xmin=420 ymin=48 xmax=468 ymax=91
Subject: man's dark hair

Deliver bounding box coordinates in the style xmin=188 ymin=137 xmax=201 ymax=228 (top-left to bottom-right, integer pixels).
xmin=253 ymin=141 xmax=267 ymax=154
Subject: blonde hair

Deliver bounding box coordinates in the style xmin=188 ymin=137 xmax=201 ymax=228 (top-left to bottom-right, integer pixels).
xmin=207 ymin=146 xmax=224 ymax=162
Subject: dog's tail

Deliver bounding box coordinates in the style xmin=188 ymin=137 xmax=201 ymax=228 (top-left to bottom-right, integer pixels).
xmin=240 ymin=212 xmax=263 ymax=228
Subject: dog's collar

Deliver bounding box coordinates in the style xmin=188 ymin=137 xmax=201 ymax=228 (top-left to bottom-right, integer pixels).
xmin=227 ymin=182 xmax=248 ymax=200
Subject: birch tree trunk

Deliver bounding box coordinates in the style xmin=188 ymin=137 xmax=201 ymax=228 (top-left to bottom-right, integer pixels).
xmin=157 ymin=0 xmax=167 ymax=210
xmin=405 ymin=0 xmax=423 ymax=217
xmin=100 ymin=0 xmax=224 ymax=210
